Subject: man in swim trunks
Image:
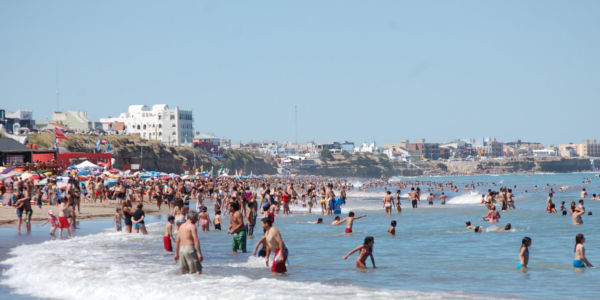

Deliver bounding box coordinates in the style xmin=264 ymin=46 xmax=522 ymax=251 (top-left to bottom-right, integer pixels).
xmin=228 ymin=201 xmax=246 ymax=253
xmin=440 ymin=192 xmax=447 ymax=205
xmin=174 ymin=210 xmax=203 ymax=274
xmin=409 ymin=187 xmax=418 ymax=208
xmin=335 ymin=211 xmax=366 ymax=233
xmin=262 ymin=217 xmax=288 ymax=274
xmin=164 ymin=215 xmax=175 ymax=252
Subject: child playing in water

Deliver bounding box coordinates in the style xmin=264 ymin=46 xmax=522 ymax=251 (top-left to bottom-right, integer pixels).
xmin=41 ymin=209 xmax=58 ymax=238
xmin=343 ymin=236 xmax=376 ymax=269
xmin=114 ymin=208 xmax=122 ymax=232
xmin=213 ymin=210 xmax=222 ymax=231
xmin=331 ymin=216 xmax=341 ymax=225
xmin=199 ymin=206 xmax=211 ymax=232
xmin=163 ymin=215 xmax=175 ymax=252
xmin=517 ymin=236 xmax=531 ymax=270
xmin=388 ymin=220 xmax=396 ymax=235
xmin=334 ymin=211 xmax=366 ymax=233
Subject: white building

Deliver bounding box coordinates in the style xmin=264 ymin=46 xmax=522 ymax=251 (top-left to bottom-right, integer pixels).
xmin=354 ymin=142 xmax=379 ymax=153
xmin=533 ymin=148 xmax=558 ymax=158
xmin=100 ymin=104 xmax=194 ymax=146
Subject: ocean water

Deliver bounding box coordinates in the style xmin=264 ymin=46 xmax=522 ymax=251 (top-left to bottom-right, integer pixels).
xmin=2 ymin=173 xmax=600 ymax=300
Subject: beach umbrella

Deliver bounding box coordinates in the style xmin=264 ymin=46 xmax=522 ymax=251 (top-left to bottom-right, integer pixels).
xmin=104 ymin=178 xmax=118 ymax=187
xmin=20 ymin=172 xmax=35 ymax=180
xmin=1 ymin=166 xmax=17 ymax=174
xmin=36 ymin=178 xmax=49 ymax=186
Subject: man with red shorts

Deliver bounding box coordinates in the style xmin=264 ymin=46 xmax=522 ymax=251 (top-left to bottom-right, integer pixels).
xmin=262 ymin=217 xmax=288 ymax=274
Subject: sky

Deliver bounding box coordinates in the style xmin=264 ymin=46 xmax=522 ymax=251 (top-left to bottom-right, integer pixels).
xmin=1 ymin=1 xmax=599 ymax=146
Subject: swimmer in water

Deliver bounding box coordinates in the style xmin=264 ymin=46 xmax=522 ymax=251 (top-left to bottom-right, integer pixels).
xmin=388 ymin=220 xmax=396 ymax=235
xmin=492 ymin=223 xmax=512 ymax=231
xmin=465 ymin=221 xmax=477 ymax=230
xmin=343 ymin=236 xmax=376 ymax=269
xmin=574 ymin=233 xmax=594 ymax=269
xmin=308 ymin=218 xmax=323 ymax=224
xmin=517 ymin=236 xmax=531 ymax=270
xmin=474 ymin=226 xmax=483 ymax=233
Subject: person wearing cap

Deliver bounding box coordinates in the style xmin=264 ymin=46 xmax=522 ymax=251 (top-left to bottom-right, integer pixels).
xmin=41 ymin=209 xmax=59 ymax=238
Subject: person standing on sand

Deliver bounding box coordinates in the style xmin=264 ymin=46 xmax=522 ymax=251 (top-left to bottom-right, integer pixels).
xmin=174 ymin=210 xmax=203 ymax=274
xmin=262 ymin=217 xmax=288 ymax=274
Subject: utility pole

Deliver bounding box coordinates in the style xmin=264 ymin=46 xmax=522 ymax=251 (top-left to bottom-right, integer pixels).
xmin=140 ymin=143 xmax=144 ymax=171
xmin=294 ymin=105 xmax=298 ymax=145
xmin=55 ymin=65 xmax=60 ymax=111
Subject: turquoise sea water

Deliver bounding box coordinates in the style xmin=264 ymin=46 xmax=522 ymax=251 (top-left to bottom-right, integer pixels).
xmin=1 ymin=173 xmax=599 ymax=299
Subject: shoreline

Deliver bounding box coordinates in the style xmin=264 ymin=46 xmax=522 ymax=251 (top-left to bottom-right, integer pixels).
xmin=0 ymin=201 xmax=164 ymax=227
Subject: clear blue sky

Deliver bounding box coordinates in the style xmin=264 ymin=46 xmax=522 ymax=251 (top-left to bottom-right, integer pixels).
xmin=1 ymin=1 xmax=599 ymax=146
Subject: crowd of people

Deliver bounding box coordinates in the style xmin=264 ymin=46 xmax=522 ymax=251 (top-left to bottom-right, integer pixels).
xmin=1 ymin=172 xmax=596 ymax=274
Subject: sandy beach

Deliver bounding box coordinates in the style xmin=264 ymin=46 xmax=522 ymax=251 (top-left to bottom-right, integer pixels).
xmin=0 ymin=201 xmax=162 ymax=226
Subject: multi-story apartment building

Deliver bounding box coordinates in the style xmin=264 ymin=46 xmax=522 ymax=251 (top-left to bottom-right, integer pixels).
xmin=100 ymin=104 xmax=193 ymax=146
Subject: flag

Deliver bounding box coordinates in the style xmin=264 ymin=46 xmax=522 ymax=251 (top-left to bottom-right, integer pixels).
xmin=55 ymin=127 xmax=69 ymax=141
xmin=106 ymin=140 xmax=113 ymax=153
xmin=96 ymin=139 xmax=101 ymax=152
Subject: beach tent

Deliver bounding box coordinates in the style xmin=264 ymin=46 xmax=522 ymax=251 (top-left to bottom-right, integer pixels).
xmin=75 ymin=160 xmax=101 ymax=172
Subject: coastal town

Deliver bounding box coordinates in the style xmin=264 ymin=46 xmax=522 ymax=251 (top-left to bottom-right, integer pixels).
xmin=1 ymin=105 xmax=600 ymax=176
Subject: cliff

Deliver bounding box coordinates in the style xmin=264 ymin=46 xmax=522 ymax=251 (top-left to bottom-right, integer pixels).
xmin=26 ymin=133 xmax=277 ymax=175
xmin=290 ymin=153 xmax=423 ymax=178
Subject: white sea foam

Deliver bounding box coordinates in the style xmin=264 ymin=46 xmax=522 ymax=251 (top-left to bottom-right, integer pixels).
xmin=0 ymin=225 xmax=490 ymax=300
xmin=346 ymin=191 xmax=384 ymax=198
xmin=217 ymin=255 xmax=266 ymax=268
xmin=446 ymin=192 xmax=484 ymax=205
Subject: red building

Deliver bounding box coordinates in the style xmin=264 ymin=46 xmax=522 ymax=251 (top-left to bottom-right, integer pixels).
xmin=57 ymin=152 xmax=112 ymax=169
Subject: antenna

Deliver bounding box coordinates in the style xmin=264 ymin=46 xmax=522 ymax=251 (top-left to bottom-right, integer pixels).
xmin=294 ymin=105 xmax=298 ymax=145
xmin=55 ymin=65 xmax=60 ymax=111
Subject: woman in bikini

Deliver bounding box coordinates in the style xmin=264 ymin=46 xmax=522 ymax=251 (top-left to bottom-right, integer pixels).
xmin=343 ymin=236 xmax=376 ymax=269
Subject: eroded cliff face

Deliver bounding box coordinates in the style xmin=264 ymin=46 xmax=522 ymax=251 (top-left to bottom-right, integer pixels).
xmin=534 ymin=158 xmax=592 ymax=172
xmin=27 ymin=133 xmax=277 ymax=174
xmin=291 ymin=153 xmax=423 ymax=178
